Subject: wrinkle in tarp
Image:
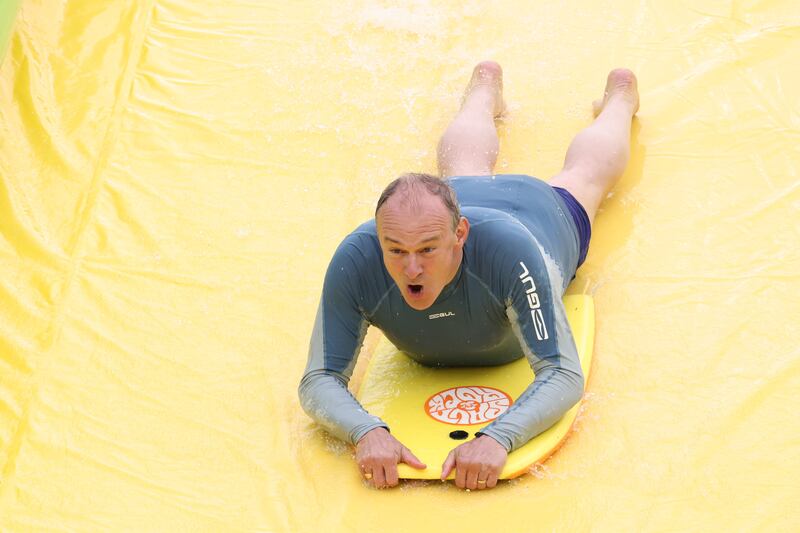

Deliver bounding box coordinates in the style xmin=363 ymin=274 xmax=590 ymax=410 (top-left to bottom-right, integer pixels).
xmin=0 ymin=1 xmax=798 ymax=531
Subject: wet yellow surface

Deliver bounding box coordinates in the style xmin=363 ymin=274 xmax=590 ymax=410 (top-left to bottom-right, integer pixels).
xmin=0 ymin=1 xmax=798 ymax=531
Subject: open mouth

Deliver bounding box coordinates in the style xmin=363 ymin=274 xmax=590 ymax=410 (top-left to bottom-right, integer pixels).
xmin=408 ymin=284 xmax=423 ymax=296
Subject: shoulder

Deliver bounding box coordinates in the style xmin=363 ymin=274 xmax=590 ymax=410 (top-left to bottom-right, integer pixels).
xmin=324 ymin=220 xmax=392 ymax=311
xmin=463 ymin=211 xmax=545 ymax=289
xmin=465 ymin=209 xmax=540 ymax=256
xmin=330 ymin=220 xmax=382 ymax=270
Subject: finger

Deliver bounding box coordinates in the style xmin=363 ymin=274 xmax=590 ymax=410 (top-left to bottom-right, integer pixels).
xmin=486 ymin=469 xmax=499 ymax=489
xmin=359 ymin=463 xmax=372 ymax=482
xmin=465 ymin=463 xmax=480 ymax=490
xmin=372 ymin=464 xmax=387 ymax=489
xmin=476 ymin=466 xmax=490 ymax=490
xmin=363 ymin=470 xmax=376 ymax=487
xmin=384 ymin=461 xmax=399 ymax=487
xmin=441 ymin=451 xmax=456 ymax=480
xmin=455 ymin=458 xmax=467 ymax=489
xmin=400 ymin=446 xmax=427 ymax=470
xmin=364 ymin=467 xmax=376 ymax=487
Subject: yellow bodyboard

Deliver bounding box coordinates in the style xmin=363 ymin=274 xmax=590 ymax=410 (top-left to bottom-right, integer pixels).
xmin=357 ymin=294 xmax=594 ymax=479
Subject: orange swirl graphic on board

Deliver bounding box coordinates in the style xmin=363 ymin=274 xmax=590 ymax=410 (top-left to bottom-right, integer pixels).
xmin=424 ymin=386 xmax=513 ymax=425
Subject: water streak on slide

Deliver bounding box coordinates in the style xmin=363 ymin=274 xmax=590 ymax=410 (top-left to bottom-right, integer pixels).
xmin=0 ymin=1 xmax=798 ymax=530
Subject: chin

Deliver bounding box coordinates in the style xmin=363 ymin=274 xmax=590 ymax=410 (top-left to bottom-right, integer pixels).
xmin=405 ymin=299 xmax=433 ymax=311
xmin=402 ymin=290 xmax=439 ymax=310
xmin=397 ymin=280 xmax=440 ymax=310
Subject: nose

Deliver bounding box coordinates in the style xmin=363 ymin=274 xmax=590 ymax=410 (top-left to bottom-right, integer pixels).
xmin=403 ymin=254 xmax=423 ymax=280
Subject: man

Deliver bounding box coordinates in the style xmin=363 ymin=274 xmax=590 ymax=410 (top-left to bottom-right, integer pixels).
xmin=299 ymin=61 xmax=639 ymax=490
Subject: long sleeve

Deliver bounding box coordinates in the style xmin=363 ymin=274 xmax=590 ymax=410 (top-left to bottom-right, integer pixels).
xmin=298 ymin=234 xmax=388 ymax=445
xmin=477 ymin=229 xmax=584 ymax=452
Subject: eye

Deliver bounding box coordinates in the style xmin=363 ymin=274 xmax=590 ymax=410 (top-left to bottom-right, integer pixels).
xmin=421 ymin=247 xmax=435 ymax=254
xmin=389 ymin=248 xmax=404 ymax=255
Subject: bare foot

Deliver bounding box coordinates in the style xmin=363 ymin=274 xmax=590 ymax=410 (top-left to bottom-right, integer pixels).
xmin=462 ymin=60 xmax=507 ymax=119
xmin=592 ymin=68 xmax=639 ymax=117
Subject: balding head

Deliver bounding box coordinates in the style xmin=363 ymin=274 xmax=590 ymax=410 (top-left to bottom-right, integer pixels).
xmin=375 ymin=173 xmax=461 ymax=230
xmin=373 ymin=173 xmax=469 ymax=310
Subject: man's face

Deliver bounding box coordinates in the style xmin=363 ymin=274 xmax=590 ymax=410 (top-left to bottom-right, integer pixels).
xmin=376 ymin=192 xmax=469 ymax=310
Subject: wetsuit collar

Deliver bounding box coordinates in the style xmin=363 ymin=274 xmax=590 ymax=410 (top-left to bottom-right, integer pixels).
xmin=433 ymin=258 xmax=464 ymax=304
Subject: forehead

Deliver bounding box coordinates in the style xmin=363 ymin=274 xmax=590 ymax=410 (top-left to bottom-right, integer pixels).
xmin=377 ymin=190 xmax=452 ymax=243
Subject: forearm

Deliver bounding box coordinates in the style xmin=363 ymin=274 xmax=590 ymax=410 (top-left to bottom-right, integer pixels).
xmin=478 ymin=365 xmax=583 ymax=452
xmin=298 ymin=369 xmax=388 ymax=445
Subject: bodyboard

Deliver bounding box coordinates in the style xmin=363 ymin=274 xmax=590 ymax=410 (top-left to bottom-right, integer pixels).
xmin=356 ymin=294 xmax=594 ymax=479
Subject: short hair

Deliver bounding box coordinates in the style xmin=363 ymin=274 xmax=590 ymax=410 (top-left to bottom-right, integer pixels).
xmin=375 ymin=173 xmax=461 ymax=230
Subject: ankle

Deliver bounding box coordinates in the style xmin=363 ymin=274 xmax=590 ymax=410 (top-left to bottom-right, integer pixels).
xmin=461 ymin=87 xmax=497 ymax=115
xmin=606 ymin=92 xmax=638 ymax=114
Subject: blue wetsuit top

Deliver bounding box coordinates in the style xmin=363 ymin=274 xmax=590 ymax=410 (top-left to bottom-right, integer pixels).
xmin=298 ymin=175 xmax=585 ymax=452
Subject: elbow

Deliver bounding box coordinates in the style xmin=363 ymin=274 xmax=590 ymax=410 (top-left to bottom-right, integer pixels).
xmin=548 ymin=365 xmax=584 ymax=410
xmin=566 ymin=367 xmax=584 ymax=407
xmin=297 ymin=373 xmax=313 ymax=416
xmin=297 ymin=369 xmax=347 ymax=416
xmin=297 ymin=370 xmax=324 ymax=416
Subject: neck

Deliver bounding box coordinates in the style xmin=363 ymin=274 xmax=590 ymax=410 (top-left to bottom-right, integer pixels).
xmin=445 ymin=248 xmax=464 ymax=285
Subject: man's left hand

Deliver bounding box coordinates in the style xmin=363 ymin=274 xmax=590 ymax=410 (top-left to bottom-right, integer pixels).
xmin=441 ymin=435 xmax=507 ymax=490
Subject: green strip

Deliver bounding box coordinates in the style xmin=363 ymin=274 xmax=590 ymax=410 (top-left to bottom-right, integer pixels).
xmin=0 ymin=0 xmax=22 ymax=64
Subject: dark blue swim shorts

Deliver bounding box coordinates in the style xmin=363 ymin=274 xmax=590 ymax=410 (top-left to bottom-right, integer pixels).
xmin=552 ymin=186 xmax=591 ymax=268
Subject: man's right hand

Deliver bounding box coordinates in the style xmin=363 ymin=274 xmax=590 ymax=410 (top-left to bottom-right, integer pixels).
xmin=355 ymin=427 xmax=426 ymax=488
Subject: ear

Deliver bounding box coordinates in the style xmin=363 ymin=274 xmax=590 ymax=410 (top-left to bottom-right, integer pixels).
xmin=455 ymin=216 xmax=469 ymax=247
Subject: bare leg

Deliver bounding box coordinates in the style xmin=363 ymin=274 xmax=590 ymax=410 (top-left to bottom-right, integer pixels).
xmin=549 ymin=69 xmax=639 ymax=224
xmin=437 ymin=61 xmax=506 ymax=178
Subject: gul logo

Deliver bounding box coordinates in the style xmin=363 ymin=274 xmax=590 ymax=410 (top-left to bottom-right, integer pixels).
xmin=428 ymin=311 xmax=455 ymax=320
xmin=424 ymin=386 xmax=512 ymax=425
xmin=518 ymin=261 xmax=549 ymax=341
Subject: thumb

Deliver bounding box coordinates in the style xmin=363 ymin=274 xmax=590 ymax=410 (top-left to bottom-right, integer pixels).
xmin=440 ymin=450 xmax=456 ymax=480
xmin=400 ymin=446 xmax=427 ymax=470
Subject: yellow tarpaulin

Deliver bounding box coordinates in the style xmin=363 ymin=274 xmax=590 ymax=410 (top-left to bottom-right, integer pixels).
xmin=1 ymin=1 xmax=798 ymax=531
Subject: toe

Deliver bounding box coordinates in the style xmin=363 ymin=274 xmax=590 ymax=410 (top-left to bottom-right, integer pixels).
xmin=472 ymin=60 xmax=503 ymax=86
